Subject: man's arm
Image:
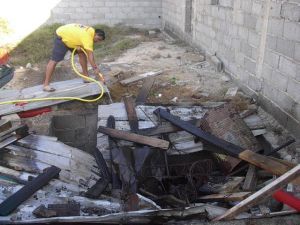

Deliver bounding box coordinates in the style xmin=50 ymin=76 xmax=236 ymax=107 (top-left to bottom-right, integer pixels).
xmin=86 ymin=50 xmax=100 ymax=75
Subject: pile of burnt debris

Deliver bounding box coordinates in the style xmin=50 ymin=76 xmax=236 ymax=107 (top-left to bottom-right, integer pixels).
xmin=0 ymin=98 xmax=299 ymax=224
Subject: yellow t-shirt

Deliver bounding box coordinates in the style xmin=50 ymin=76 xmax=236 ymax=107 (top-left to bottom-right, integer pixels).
xmin=56 ymin=24 xmax=95 ymax=51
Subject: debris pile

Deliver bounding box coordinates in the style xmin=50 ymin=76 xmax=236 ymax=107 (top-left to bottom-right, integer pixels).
xmin=0 ymin=98 xmax=299 ymax=223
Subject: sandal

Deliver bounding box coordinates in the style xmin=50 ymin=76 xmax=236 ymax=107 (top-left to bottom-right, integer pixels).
xmin=43 ymin=86 xmax=56 ymax=92
xmin=83 ymin=79 xmax=91 ymax=83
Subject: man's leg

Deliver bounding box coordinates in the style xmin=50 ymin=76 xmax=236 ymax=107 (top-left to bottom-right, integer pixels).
xmin=43 ymin=60 xmax=57 ymax=88
xmin=43 ymin=36 xmax=67 ymax=91
xmin=78 ymin=51 xmax=89 ymax=77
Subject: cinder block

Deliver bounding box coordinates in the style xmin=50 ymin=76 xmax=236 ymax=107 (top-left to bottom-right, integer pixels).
xmin=275 ymin=90 xmax=294 ymax=114
xmin=252 ymin=2 xmax=262 ymax=15
xmin=211 ymin=0 xmax=219 ymax=5
xmin=270 ymin=2 xmax=282 ymax=18
xmin=248 ymin=31 xmax=260 ymax=47
xmin=271 ymin=70 xmax=288 ymax=92
xmin=53 ymin=115 xmax=86 ymax=130
xmin=266 ymin=35 xmax=277 ymax=51
xmin=286 ymin=116 xmax=300 ymax=139
xmin=287 ymin=79 xmax=300 ymax=102
xmin=279 ymin=56 xmax=297 ymax=79
xmin=264 ymin=49 xmax=280 ymax=68
xmin=244 ymin=56 xmax=256 ymax=75
xmin=267 ymin=18 xmax=284 ymax=36
xmin=276 ymin=38 xmax=295 ymax=59
xmin=258 ymin=94 xmax=288 ymax=128
xmin=244 ymin=14 xmax=257 ymax=30
xmin=248 ymin=74 xmax=262 ymax=92
xmin=291 ymin=103 xmax=300 ymax=122
xmin=241 ymin=41 xmax=253 ymax=58
xmin=281 ymin=3 xmax=300 ymax=22
xmin=283 ymin=21 xmax=300 ymax=42
xmin=295 ymin=43 xmax=300 ymax=62
xmin=262 ymin=82 xmax=278 ymax=101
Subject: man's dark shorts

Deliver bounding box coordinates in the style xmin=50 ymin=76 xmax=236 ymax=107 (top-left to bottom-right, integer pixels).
xmin=51 ymin=36 xmax=73 ymax=62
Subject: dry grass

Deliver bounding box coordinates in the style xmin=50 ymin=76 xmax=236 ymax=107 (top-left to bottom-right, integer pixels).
xmin=9 ymin=24 xmax=145 ymax=66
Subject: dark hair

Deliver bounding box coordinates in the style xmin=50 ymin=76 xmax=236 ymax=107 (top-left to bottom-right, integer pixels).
xmin=95 ymin=29 xmax=105 ymax=40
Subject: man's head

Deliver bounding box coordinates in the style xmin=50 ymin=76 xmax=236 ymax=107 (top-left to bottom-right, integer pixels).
xmin=94 ymin=29 xmax=105 ymax=43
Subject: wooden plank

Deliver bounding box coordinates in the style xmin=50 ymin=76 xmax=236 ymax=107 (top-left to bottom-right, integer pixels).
xmin=98 ymin=126 xmax=169 ymax=149
xmin=243 ymin=165 xmax=257 ymax=191
xmin=0 ymin=119 xmax=12 ymax=133
xmin=238 ymin=152 xmax=300 ymax=185
xmin=120 ymin=71 xmax=163 ymax=85
xmin=135 ymin=77 xmax=155 ymax=105
xmin=0 ymin=124 xmax=27 ymax=140
xmin=0 ymin=125 xmax=29 ymax=149
xmin=138 ymin=119 xmax=201 ymax=136
xmin=214 ymin=164 xmax=300 ymax=221
xmin=123 ymin=96 xmax=139 ymax=133
xmin=198 ymin=192 xmax=251 ymax=202
xmin=0 ymin=166 xmax=61 ymax=216
xmin=0 ymin=79 xmax=106 ymax=116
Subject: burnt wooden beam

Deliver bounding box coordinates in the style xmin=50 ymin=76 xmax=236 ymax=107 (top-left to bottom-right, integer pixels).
xmin=0 ymin=166 xmax=61 ymax=216
xmin=93 ymin=148 xmax=111 ymax=181
xmin=107 ymin=116 xmax=122 ymax=190
xmin=154 ymin=108 xmax=299 ymax=183
xmin=138 ymin=119 xmax=201 ymax=136
xmin=214 ymin=164 xmax=300 ymax=221
xmin=98 ymin=126 xmax=169 ymax=149
xmin=135 ymin=77 xmax=155 ymax=105
xmin=123 ymin=96 xmax=139 ymax=133
xmin=85 ymin=177 xmax=109 ymax=199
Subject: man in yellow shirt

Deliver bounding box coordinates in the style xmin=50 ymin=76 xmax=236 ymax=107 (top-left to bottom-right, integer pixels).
xmin=43 ymin=24 xmax=105 ymax=92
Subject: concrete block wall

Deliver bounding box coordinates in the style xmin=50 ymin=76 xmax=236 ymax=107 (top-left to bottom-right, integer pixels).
xmin=162 ymin=0 xmax=300 ymax=138
xmin=47 ymin=0 xmax=162 ymax=28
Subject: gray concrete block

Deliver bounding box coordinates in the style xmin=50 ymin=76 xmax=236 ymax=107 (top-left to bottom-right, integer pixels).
xmin=291 ymin=103 xmax=300 ymax=122
xmin=266 ymin=35 xmax=277 ymax=51
xmin=271 ymin=70 xmax=288 ymax=92
xmin=267 ymin=18 xmax=284 ymax=36
xmin=281 ymin=3 xmax=300 ymax=22
xmin=248 ymin=74 xmax=262 ymax=92
xmin=252 ymin=1 xmax=262 ymax=15
xmin=283 ymin=21 xmax=300 ymax=42
xmin=279 ymin=56 xmax=297 ymax=79
xmin=270 ymin=2 xmax=282 ymax=18
xmin=262 ymin=64 xmax=273 ymax=80
xmin=55 ymin=130 xmax=75 ymax=142
xmin=244 ymin=14 xmax=257 ymax=30
xmin=275 ymin=90 xmax=294 ymax=114
xmin=53 ymin=115 xmax=86 ymax=130
xmin=248 ymin=31 xmax=260 ymax=47
xmin=258 ymin=94 xmax=288 ymax=128
xmin=239 ymin=26 xmax=249 ymax=40
xmin=286 ymin=116 xmax=300 ymax=139
xmin=244 ymin=56 xmax=256 ymax=75
xmin=276 ymin=38 xmax=295 ymax=59
xmin=264 ymin=49 xmax=280 ymax=68
xmin=287 ymin=79 xmax=300 ymax=102
xmin=295 ymin=43 xmax=300 ymax=62
xmin=262 ymin=82 xmax=278 ymax=101
xmin=241 ymin=41 xmax=253 ymax=58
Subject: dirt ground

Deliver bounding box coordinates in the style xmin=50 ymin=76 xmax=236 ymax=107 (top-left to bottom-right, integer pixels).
xmin=3 ymin=32 xmax=242 ymax=107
